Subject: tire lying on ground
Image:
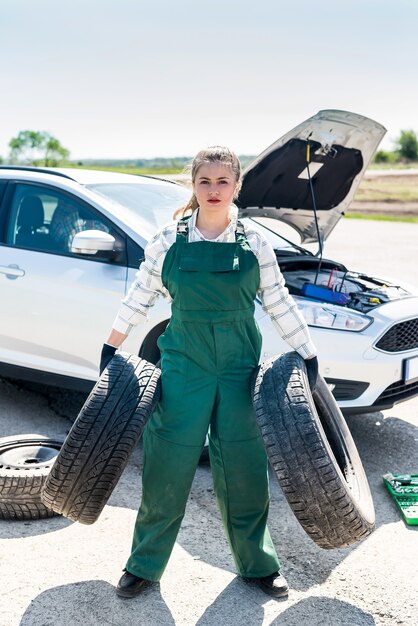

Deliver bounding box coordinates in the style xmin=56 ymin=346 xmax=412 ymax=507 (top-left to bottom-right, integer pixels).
xmin=252 ymin=352 xmax=375 ymax=549
xmin=41 ymin=353 xmax=161 ymax=525
xmin=0 ymin=434 xmax=64 ymax=521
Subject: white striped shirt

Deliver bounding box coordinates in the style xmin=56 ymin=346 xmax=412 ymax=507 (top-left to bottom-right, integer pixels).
xmin=113 ymin=206 xmax=317 ymax=359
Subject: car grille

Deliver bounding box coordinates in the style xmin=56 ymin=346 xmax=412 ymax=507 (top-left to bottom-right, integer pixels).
xmin=375 ymin=318 xmax=418 ymax=353
xmin=372 ymin=378 xmax=418 ymax=407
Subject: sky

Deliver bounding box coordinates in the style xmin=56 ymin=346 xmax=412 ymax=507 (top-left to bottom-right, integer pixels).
xmin=1 ymin=0 xmax=417 ymax=160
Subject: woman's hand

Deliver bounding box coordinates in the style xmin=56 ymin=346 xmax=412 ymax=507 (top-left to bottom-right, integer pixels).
xmin=99 ymin=330 xmax=128 ymax=375
xmin=304 ymin=356 xmax=318 ymax=392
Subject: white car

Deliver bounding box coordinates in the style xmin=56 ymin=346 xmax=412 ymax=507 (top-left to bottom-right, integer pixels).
xmin=0 ymin=109 xmax=417 ymax=415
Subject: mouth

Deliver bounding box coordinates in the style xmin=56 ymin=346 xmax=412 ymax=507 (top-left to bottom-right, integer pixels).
xmin=207 ymin=199 xmax=221 ymax=204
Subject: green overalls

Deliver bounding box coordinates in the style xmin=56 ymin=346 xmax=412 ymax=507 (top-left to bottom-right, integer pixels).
xmin=126 ymin=216 xmax=280 ymax=581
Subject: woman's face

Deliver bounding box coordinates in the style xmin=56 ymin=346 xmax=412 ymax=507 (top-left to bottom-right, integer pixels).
xmin=193 ymin=162 xmax=239 ymax=215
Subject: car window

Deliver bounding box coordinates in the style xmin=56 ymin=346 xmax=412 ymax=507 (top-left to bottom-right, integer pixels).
xmin=0 ymin=180 xmax=7 ymax=206
xmin=5 ymin=183 xmax=124 ymax=262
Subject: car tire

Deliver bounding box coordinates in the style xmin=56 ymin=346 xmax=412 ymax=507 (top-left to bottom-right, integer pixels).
xmin=41 ymin=353 xmax=161 ymax=525
xmin=0 ymin=434 xmax=64 ymax=521
xmin=252 ymin=352 xmax=375 ymax=549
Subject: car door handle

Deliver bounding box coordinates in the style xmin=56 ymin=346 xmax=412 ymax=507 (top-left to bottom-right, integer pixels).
xmin=0 ymin=264 xmax=26 ymax=279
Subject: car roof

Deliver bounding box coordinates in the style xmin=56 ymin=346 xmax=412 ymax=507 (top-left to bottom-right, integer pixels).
xmin=0 ymin=166 xmax=176 ymax=187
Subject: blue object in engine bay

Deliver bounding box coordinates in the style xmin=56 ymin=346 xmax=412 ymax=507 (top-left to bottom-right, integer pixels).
xmin=302 ymin=282 xmax=349 ymax=305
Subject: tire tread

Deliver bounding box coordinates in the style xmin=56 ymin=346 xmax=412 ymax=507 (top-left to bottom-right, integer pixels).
xmin=253 ymin=352 xmax=375 ymax=549
xmin=42 ymin=354 xmax=160 ymax=524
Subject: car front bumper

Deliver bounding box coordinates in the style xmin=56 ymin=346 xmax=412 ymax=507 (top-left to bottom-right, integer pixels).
xmin=256 ymin=296 xmax=418 ymax=414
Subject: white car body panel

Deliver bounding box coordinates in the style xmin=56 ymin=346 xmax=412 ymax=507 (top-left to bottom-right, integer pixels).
xmin=0 ymin=247 xmax=126 ymax=378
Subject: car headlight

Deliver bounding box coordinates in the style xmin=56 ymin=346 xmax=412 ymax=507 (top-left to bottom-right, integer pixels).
xmin=294 ymin=297 xmax=373 ymax=332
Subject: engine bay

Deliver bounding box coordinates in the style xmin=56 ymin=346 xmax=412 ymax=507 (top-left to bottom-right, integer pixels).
xmin=278 ymin=255 xmax=411 ymax=313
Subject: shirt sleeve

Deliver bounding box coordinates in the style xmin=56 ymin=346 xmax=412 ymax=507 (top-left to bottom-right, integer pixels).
xmin=249 ymin=228 xmax=317 ymax=359
xmin=112 ymin=224 xmax=175 ymax=335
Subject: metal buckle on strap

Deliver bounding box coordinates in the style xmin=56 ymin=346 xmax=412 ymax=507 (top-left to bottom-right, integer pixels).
xmin=236 ymin=221 xmax=245 ymax=236
xmin=177 ymin=220 xmax=188 ymax=235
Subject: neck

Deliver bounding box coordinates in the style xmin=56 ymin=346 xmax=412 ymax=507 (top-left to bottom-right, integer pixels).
xmin=195 ymin=208 xmax=231 ymax=239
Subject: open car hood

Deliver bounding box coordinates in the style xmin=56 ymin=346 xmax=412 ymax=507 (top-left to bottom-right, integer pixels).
xmin=237 ymin=110 xmax=386 ymax=244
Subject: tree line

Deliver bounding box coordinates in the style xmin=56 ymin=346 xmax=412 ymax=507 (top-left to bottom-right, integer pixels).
xmin=1 ymin=128 xmax=417 ymax=168
xmin=3 ymin=131 xmax=70 ymax=167
xmin=373 ymin=130 xmax=418 ymax=163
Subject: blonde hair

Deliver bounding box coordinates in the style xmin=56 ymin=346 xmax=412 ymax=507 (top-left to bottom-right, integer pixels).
xmin=173 ymin=146 xmax=242 ymax=220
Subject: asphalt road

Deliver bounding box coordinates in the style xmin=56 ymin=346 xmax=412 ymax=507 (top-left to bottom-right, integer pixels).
xmin=1 ymin=218 xmax=417 ymax=626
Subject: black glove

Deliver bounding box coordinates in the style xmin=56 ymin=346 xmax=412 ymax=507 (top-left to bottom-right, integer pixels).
xmin=99 ymin=343 xmax=117 ymax=375
xmin=304 ymin=356 xmax=318 ymax=392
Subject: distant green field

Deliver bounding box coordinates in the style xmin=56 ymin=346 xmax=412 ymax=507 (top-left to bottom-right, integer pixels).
xmin=368 ymin=162 xmax=418 ymax=170
xmin=345 ymin=213 xmax=418 ymax=223
xmin=355 ymin=174 xmax=418 ymax=202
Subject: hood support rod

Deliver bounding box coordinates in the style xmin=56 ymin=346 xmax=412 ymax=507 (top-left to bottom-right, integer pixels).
xmin=306 ymin=137 xmax=323 ymax=283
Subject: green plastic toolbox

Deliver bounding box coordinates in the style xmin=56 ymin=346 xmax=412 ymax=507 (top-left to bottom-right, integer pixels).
xmin=383 ymin=473 xmax=418 ymax=526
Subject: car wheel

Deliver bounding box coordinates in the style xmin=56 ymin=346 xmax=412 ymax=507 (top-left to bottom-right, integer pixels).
xmin=41 ymin=353 xmax=161 ymax=525
xmin=0 ymin=434 xmax=64 ymax=521
xmin=252 ymin=352 xmax=375 ymax=549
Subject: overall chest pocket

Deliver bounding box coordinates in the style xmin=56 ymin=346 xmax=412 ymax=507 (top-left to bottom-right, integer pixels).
xmin=176 ymin=243 xmax=241 ymax=310
xmin=179 ymin=243 xmax=239 ymax=273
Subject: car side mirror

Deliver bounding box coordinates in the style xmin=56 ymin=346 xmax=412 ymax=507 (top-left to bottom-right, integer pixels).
xmin=71 ymin=230 xmax=116 ymax=257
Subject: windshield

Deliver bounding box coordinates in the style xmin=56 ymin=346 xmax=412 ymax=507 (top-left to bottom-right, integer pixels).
xmin=87 ymin=181 xmax=306 ymax=254
xmin=243 ymin=217 xmax=308 ymax=254
xmin=87 ymin=181 xmax=190 ymax=231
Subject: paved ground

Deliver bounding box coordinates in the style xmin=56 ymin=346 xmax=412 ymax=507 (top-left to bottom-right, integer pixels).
xmin=305 ymin=219 xmax=418 ymax=289
xmin=1 ymin=219 xmax=418 ymax=626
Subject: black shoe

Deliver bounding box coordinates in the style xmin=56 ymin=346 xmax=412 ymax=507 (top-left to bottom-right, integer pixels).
xmin=247 ymin=571 xmax=289 ymax=598
xmin=116 ymin=570 xmax=153 ymax=598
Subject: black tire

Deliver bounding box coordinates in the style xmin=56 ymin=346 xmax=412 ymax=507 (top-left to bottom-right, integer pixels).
xmin=0 ymin=434 xmax=63 ymax=521
xmin=41 ymin=353 xmax=161 ymax=525
xmin=253 ymin=352 xmax=375 ymax=549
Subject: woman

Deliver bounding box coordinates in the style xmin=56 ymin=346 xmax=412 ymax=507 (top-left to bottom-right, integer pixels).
xmin=100 ymin=146 xmax=318 ymax=599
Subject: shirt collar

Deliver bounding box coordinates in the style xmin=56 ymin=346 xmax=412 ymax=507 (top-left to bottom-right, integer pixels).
xmin=188 ymin=204 xmax=239 ymax=242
